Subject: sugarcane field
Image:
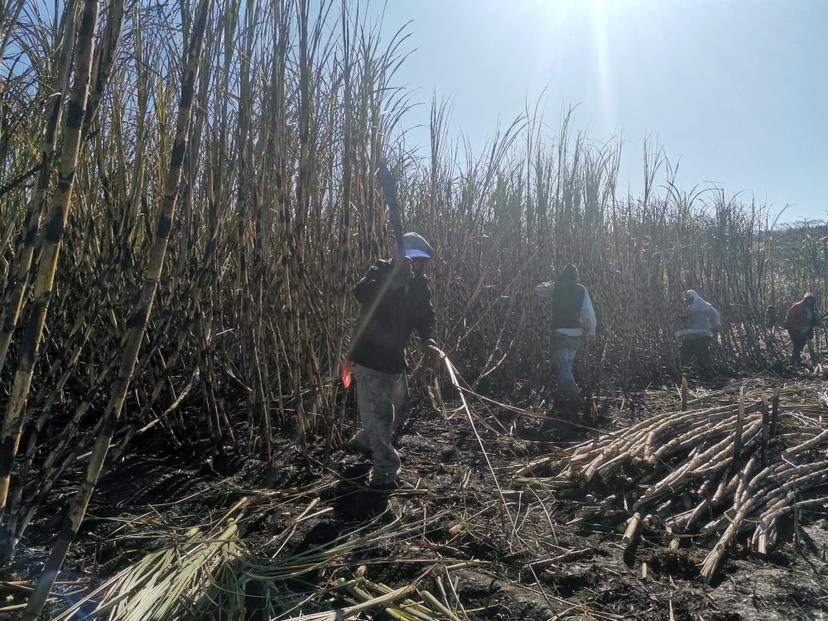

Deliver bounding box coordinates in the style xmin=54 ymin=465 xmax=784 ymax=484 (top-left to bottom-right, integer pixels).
xmin=1 ymin=1 xmax=828 ymax=619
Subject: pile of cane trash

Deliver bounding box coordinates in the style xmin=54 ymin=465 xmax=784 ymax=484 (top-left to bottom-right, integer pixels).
xmin=516 ymin=387 xmax=828 ymax=582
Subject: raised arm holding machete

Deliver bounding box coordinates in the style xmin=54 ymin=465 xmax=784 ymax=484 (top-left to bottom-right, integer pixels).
xmin=377 ymin=163 xmax=406 ymax=261
xmin=344 ymin=163 xmax=437 ymax=490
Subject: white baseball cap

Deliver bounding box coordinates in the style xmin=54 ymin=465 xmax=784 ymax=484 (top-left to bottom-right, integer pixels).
xmin=403 ymin=232 xmax=434 ymax=260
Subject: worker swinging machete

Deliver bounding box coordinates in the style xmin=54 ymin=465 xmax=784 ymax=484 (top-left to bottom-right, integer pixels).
xmin=342 ymin=162 xmax=437 ymax=489
xmin=341 ymin=162 xmax=405 ymax=389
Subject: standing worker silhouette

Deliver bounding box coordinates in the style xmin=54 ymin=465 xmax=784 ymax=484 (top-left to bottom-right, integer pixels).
xmin=346 ymin=233 xmax=436 ymax=489
xmin=535 ymin=264 xmax=597 ymax=411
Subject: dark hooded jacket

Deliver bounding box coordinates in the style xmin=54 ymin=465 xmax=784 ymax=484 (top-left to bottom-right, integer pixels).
xmin=550 ymin=264 xmax=586 ymax=330
xmin=348 ymin=260 xmax=434 ymax=374
xmin=786 ymin=293 xmax=817 ymax=334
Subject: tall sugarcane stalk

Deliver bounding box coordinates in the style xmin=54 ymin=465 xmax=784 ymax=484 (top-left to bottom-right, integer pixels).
xmin=0 ymin=0 xmax=100 ymax=510
xmin=21 ymin=1 xmax=211 ymax=617
xmin=0 ymin=2 xmax=77 ymax=375
xmin=0 ymin=0 xmax=25 ymax=151
xmin=0 ymin=0 xmax=125 ymax=375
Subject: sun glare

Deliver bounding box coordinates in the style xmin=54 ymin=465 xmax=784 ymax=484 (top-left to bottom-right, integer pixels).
xmin=589 ymin=0 xmax=607 ymax=14
xmin=586 ymin=0 xmax=615 ymax=128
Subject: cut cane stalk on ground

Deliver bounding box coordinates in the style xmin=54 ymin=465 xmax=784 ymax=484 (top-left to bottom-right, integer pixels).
xmin=515 ymin=386 xmax=828 ymax=583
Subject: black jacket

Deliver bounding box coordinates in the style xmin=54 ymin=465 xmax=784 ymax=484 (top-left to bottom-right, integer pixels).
xmin=348 ymin=260 xmax=434 ymax=374
xmin=551 ymin=283 xmax=586 ymax=330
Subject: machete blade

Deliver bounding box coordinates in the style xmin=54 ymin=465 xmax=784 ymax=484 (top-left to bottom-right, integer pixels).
xmin=377 ymin=162 xmax=405 ymax=261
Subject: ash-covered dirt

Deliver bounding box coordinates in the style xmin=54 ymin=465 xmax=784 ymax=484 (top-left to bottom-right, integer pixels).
xmin=4 ymin=374 xmax=828 ymax=620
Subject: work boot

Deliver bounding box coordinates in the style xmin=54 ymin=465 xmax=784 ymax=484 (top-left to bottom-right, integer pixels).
xmin=368 ymin=476 xmax=400 ymax=491
xmin=557 ymin=392 xmax=583 ymax=414
xmin=540 ymin=421 xmax=561 ymax=442
xmin=347 ymin=430 xmax=372 ymax=457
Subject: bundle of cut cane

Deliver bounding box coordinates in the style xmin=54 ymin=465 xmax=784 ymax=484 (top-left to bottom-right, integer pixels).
xmin=514 ymin=392 xmax=828 ymax=582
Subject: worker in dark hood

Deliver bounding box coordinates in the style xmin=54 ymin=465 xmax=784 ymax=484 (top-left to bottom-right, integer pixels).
xmin=785 ymin=292 xmax=817 ymax=364
xmin=534 ymin=264 xmax=597 ymax=407
xmin=346 ymin=232 xmax=436 ymax=489
xmin=676 ymin=290 xmax=721 ymax=373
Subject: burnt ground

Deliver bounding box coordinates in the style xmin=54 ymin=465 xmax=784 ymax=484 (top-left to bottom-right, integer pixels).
xmin=3 ymin=372 xmax=828 ymax=620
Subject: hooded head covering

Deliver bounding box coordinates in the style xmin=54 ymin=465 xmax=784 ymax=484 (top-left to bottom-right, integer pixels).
xmin=686 ymin=289 xmax=714 ymax=312
xmin=786 ymin=292 xmax=817 ymax=332
xmin=558 ymin=264 xmax=579 ymax=285
xmin=680 ymin=290 xmax=721 ymax=335
xmin=402 ymin=232 xmax=434 ymax=260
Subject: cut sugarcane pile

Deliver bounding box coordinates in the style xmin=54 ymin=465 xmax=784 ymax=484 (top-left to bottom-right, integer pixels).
xmin=515 ymin=391 xmax=828 ymax=583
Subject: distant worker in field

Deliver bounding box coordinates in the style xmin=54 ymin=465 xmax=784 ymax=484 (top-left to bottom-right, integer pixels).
xmin=534 ymin=264 xmax=597 ymax=407
xmin=785 ymin=292 xmax=817 ymax=364
xmin=346 ymin=232 xmax=436 ymax=489
xmin=676 ymin=290 xmax=721 ymax=373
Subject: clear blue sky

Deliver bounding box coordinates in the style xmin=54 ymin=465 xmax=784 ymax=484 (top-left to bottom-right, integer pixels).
xmin=370 ymin=0 xmax=827 ymax=223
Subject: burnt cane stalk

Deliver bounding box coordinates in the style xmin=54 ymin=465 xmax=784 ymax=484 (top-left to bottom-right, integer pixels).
xmin=21 ymin=1 xmax=211 ymax=617
xmin=0 ymin=0 xmax=99 ymax=510
xmin=0 ymin=3 xmax=77 ymax=375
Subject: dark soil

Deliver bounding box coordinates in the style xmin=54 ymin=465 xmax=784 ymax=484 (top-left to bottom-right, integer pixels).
xmin=4 ymin=374 xmax=828 ymax=620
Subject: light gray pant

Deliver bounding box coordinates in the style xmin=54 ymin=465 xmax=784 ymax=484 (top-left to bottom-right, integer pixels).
xmin=351 ymin=365 xmax=408 ymax=485
xmin=552 ymin=333 xmax=582 ymax=401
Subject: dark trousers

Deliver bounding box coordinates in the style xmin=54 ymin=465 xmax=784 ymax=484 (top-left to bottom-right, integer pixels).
xmin=680 ymin=335 xmax=713 ymax=372
xmin=788 ymin=329 xmax=809 ymax=363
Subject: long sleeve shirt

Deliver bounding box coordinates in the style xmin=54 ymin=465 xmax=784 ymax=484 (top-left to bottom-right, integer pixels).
xmin=348 ymin=260 xmax=435 ymax=374
xmin=676 ymin=296 xmax=721 ymax=338
xmin=786 ymin=299 xmax=816 ymax=334
xmin=534 ymin=281 xmax=597 ymax=336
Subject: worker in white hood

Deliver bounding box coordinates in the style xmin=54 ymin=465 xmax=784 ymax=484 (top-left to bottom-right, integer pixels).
xmin=676 ymin=290 xmax=721 ymax=372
